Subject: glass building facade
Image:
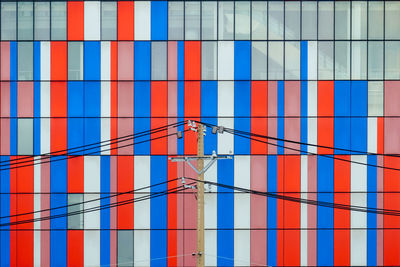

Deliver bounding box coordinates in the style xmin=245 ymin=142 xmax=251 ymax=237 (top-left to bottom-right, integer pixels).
xmin=0 ymin=0 xmax=399 ymax=266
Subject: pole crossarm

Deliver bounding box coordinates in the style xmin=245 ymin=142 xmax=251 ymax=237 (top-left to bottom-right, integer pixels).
xmin=168 ymin=152 xmax=231 ymax=175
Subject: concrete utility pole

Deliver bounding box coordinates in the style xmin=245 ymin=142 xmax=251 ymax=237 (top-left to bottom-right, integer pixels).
xmin=196 ymin=123 xmax=205 ymax=267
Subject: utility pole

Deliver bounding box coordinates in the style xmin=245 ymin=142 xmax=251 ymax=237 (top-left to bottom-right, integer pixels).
xmin=196 ymin=123 xmax=205 ymax=267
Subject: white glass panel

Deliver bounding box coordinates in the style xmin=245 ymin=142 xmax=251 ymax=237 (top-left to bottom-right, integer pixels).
xmin=385 ymin=2 xmax=400 ymax=39
xmin=285 ymin=2 xmax=300 ymax=40
xmin=185 ymin=2 xmax=200 ymax=40
xmin=368 ymin=2 xmax=383 ymax=40
xmin=268 ymin=2 xmax=284 ymax=40
xmin=251 ymin=2 xmax=267 ymax=40
xmin=168 ymin=2 xmax=184 ymax=40
xmin=335 ymin=41 xmax=350 ymax=80
xmin=18 ymin=118 xmax=33 ymax=155
xmin=202 ymin=2 xmax=217 ymax=40
xmin=251 ymin=42 xmax=267 ymax=80
xmin=1 ymin=3 xmax=16 ymax=40
xmin=368 ymin=81 xmax=383 ymax=116
xmin=385 ymin=41 xmax=400 ymax=79
xmin=18 ymin=42 xmax=33 ymax=80
xmin=368 ymin=41 xmax=383 ymax=80
xmin=318 ymin=2 xmax=333 ymax=40
xmin=235 ymin=1 xmax=250 ymax=40
xmin=51 ymin=2 xmax=66 ymax=40
xmin=351 ymin=41 xmax=367 ymax=80
xmin=18 ymin=2 xmax=33 ymax=40
xmin=318 ymin=41 xmax=333 ymax=80
xmin=335 ymin=2 xmax=350 ymax=40
xmin=34 ymin=2 xmax=50 ymax=40
xmin=285 ymin=41 xmax=300 ymax=80
xmin=68 ymin=42 xmax=83 ymax=80
xmin=352 ymin=2 xmax=367 ymax=40
xmin=302 ymin=2 xmax=317 ymax=40
xmin=268 ymin=41 xmax=283 ymax=80
xmin=202 ymin=42 xmax=217 ymax=80
xmin=101 ymin=2 xmax=117 ymax=40
xmin=218 ymin=2 xmax=234 ymax=40
xmin=151 ymin=42 xmax=167 ymax=80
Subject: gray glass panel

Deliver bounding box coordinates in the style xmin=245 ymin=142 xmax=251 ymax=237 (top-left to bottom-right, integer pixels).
xmin=151 ymin=42 xmax=167 ymax=80
xmin=118 ymin=231 xmax=134 ymax=267
xmin=218 ymin=2 xmax=234 ymax=40
xmin=351 ymin=41 xmax=367 ymax=80
xmin=68 ymin=194 xmax=83 ymax=230
xmin=18 ymin=2 xmax=33 ymax=40
xmin=202 ymin=2 xmax=217 ymax=40
xmin=251 ymin=2 xmax=267 ymax=40
xmin=101 ymin=2 xmax=117 ymax=40
xmin=168 ymin=2 xmax=184 ymax=40
xmin=235 ymin=1 xmax=250 ymax=40
xmin=368 ymin=82 xmax=383 ymax=117
xmin=318 ymin=41 xmax=334 ymax=80
xmin=18 ymin=42 xmax=33 ymax=81
xmin=285 ymin=2 xmax=300 ymax=40
xmin=51 ymin=2 xmax=66 ymax=40
xmin=368 ymin=41 xmax=383 ymax=80
xmin=285 ymin=42 xmax=300 ymax=80
xmin=352 ymin=2 xmax=367 ymax=40
xmin=268 ymin=2 xmax=284 ymax=40
xmin=302 ymin=2 xmax=317 ymax=40
xmin=368 ymin=2 xmax=383 ymax=40
xmin=335 ymin=2 xmax=350 ymax=40
xmin=34 ymin=2 xmax=50 ymax=40
xmin=1 ymin=3 xmax=17 ymax=40
xmin=335 ymin=41 xmax=350 ymax=80
xmin=68 ymin=42 xmax=83 ymax=80
xmin=18 ymin=119 xmax=33 ymax=155
xmin=385 ymin=42 xmax=400 ymax=79
xmin=318 ymin=2 xmax=334 ymax=40
xmin=385 ymin=2 xmax=400 ymax=40
xmin=252 ymin=42 xmax=267 ymax=80
xmin=268 ymin=41 xmax=283 ymax=80
xmin=185 ymin=2 xmax=200 ymax=40
xmin=201 ymin=41 xmax=217 ymax=80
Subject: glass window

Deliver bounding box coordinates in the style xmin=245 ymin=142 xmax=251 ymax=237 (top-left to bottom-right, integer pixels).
xmin=34 ymin=2 xmax=50 ymax=40
xmin=352 ymin=2 xmax=367 ymax=40
xmin=1 ymin=2 xmax=17 ymax=40
xmin=385 ymin=42 xmax=400 ymax=79
xmin=68 ymin=42 xmax=83 ymax=80
xmin=185 ymin=2 xmax=200 ymax=40
xmin=201 ymin=41 xmax=217 ymax=80
xmin=218 ymin=2 xmax=234 ymax=40
xmin=251 ymin=2 xmax=267 ymax=40
xmin=168 ymin=2 xmax=184 ymax=40
xmin=51 ymin=2 xmax=66 ymax=40
xmin=18 ymin=2 xmax=33 ymax=40
xmin=368 ymin=41 xmax=383 ymax=80
xmin=101 ymin=2 xmax=117 ymax=40
xmin=235 ymin=1 xmax=250 ymax=40
xmin=18 ymin=42 xmax=33 ymax=80
xmin=302 ymin=2 xmax=317 ymax=40
xmin=335 ymin=41 xmax=350 ymax=80
xmin=18 ymin=118 xmax=33 ymax=155
xmin=201 ymin=2 xmax=217 ymax=40
xmin=252 ymin=42 xmax=267 ymax=80
xmin=368 ymin=82 xmax=383 ymax=116
xmin=318 ymin=41 xmax=334 ymax=80
xmin=285 ymin=42 xmax=300 ymax=80
xmin=151 ymin=42 xmax=167 ymax=80
xmin=351 ymin=41 xmax=367 ymax=80
xmin=335 ymin=2 xmax=350 ymax=40
xmin=368 ymin=2 xmax=383 ymax=40
xmin=385 ymin=2 xmax=400 ymax=40
xmin=285 ymin=2 xmax=300 ymax=40
xmin=268 ymin=41 xmax=283 ymax=80
xmin=318 ymin=2 xmax=334 ymax=40
xmin=118 ymin=231 xmax=133 ymax=267
xmin=268 ymin=2 xmax=284 ymax=40
xmin=68 ymin=194 xmax=83 ymax=229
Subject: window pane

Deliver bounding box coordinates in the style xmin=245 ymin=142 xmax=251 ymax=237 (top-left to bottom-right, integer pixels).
xmin=34 ymin=2 xmax=50 ymax=40
xmin=318 ymin=41 xmax=333 ymax=80
xmin=68 ymin=42 xmax=83 ymax=80
xmin=368 ymin=2 xmax=383 ymax=40
xmin=51 ymin=2 xmax=66 ymax=40
xmin=335 ymin=41 xmax=350 ymax=80
xmin=351 ymin=41 xmax=367 ymax=80
xmin=1 ymin=3 xmax=16 ymax=40
xmin=68 ymin=194 xmax=83 ymax=229
xmin=18 ymin=2 xmax=33 ymax=40
xmin=335 ymin=2 xmax=350 ymax=40
xmin=218 ymin=2 xmax=234 ymax=40
xmin=352 ymin=2 xmax=367 ymax=40
xmin=368 ymin=41 xmax=383 ymax=80
xmin=201 ymin=2 xmax=217 ymax=40
xmin=151 ymin=42 xmax=167 ymax=80
xmin=235 ymin=1 xmax=250 ymax=40
xmin=18 ymin=118 xmax=33 ymax=155
xmin=18 ymin=42 xmax=33 ymax=80
xmin=268 ymin=2 xmax=284 ymax=40
xmin=385 ymin=2 xmax=400 ymax=40
xmin=118 ymin=231 xmax=133 ymax=267
xmin=368 ymin=81 xmax=383 ymax=116
xmin=252 ymin=42 xmax=267 ymax=80
xmin=268 ymin=41 xmax=283 ymax=80
xmin=285 ymin=42 xmax=300 ymax=80
xmin=185 ymin=2 xmax=200 ymax=40
xmin=101 ymin=2 xmax=117 ymax=40
xmin=168 ymin=2 xmax=184 ymax=40
xmin=385 ymin=41 xmax=400 ymax=79
xmin=285 ymin=2 xmax=300 ymax=40
xmin=251 ymin=2 xmax=267 ymax=40
xmin=302 ymin=2 xmax=317 ymax=40
xmin=318 ymin=2 xmax=333 ymax=40
xmin=201 ymin=41 xmax=217 ymax=80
